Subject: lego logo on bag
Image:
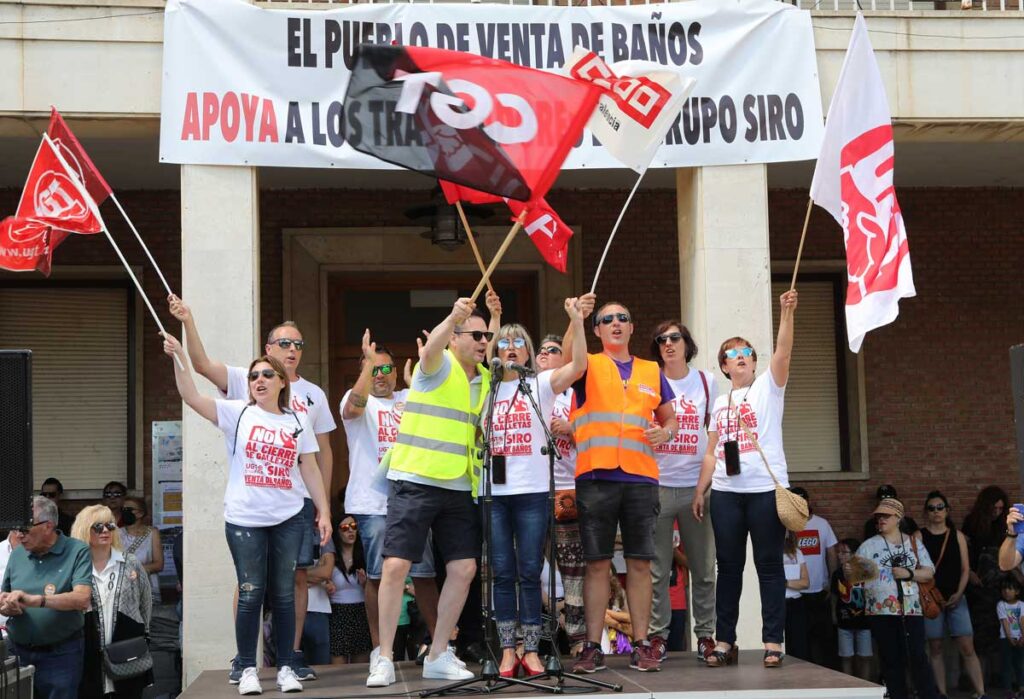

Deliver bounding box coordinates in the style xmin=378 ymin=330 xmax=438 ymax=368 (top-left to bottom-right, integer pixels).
xmin=34 ymin=171 xmax=90 ymax=221
xmin=396 ymin=74 xmax=537 ymax=145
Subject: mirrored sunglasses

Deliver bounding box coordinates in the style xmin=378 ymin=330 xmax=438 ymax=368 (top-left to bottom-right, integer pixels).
xmin=724 ymin=347 xmax=754 ymax=359
xmin=248 ymin=368 xmax=280 ymax=381
xmin=90 ymin=522 xmax=118 ymax=533
xmin=538 ymin=346 xmax=562 ymax=356
xmin=271 ymin=338 xmax=305 ymax=350
xmin=595 ymin=313 xmax=630 ymax=326
xmin=497 ymin=337 xmax=526 ymax=351
xmin=372 ymin=364 xmax=394 ymax=377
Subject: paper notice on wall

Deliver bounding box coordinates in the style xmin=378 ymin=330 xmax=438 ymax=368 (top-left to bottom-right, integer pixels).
xmin=153 ymin=421 xmax=182 ymax=482
xmin=155 ymin=481 xmax=183 ymax=527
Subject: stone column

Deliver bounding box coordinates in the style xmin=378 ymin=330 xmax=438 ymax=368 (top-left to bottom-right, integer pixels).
xmin=180 ymin=165 xmax=260 ymax=686
xmin=676 ymin=164 xmax=774 ymax=651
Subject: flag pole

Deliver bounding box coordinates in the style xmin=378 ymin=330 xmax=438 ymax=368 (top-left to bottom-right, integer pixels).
xmin=589 ymin=169 xmax=645 ymax=295
xmin=470 ymin=210 xmax=527 ymax=303
xmin=789 ymin=198 xmax=814 ymax=291
xmin=455 ymin=201 xmax=494 ymax=294
xmin=109 ymin=192 xmax=174 ymax=296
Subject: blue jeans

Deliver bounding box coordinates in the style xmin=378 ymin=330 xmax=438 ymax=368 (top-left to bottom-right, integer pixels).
xmin=710 ymin=489 xmax=786 ymax=644
xmin=490 ymin=491 xmax=548 ymax=650
xmin=11 ymin=634 xmax=84 ymax=699
xmin=301 ymin=611 xmax=331 ymax=666
xmin=226 ymin=509 xmax=304 ymax=669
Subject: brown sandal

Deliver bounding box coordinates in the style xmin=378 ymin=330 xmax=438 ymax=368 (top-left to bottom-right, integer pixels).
xmin=705 ymin=644 xmax=738 ymax=667
xmin=763 ymin=650 xmax=784 ymax=668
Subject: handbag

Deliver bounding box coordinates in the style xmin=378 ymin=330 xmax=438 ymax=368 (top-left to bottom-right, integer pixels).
xmin=554 ymin=489 xmax=578 ymax=522
xmin=912 ymin=533 xmax=948 ymax=620
xmin=93 ymin=561 xmax=154 ymax=681
xmin=736 ymin=415 xmax=808 ymax=532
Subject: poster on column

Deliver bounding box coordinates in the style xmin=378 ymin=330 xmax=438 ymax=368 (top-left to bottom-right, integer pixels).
xmin=159 ymin=0 xmax=824 ymax=170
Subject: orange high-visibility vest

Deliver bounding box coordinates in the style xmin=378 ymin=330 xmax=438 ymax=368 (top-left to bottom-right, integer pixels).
xmin=571 ymin=353 xmax=662 ymax=480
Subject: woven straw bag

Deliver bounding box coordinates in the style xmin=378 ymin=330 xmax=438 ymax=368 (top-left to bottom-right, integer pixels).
xmin=737 ymin=417 xmax=809 ymax=532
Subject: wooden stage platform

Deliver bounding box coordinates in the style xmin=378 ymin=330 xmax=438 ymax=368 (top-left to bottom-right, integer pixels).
xmin=182 ymin=652 xmax=883 ymax=699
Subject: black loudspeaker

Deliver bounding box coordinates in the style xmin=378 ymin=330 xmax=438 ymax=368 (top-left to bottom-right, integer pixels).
xmin=1012 ymin=345 xmax=1024 ymax=492
xmin=0 ymin=350 xmax=32 ymax=530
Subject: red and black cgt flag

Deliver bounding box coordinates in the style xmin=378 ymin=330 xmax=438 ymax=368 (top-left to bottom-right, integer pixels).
xmin=343 ymin=45 xmax=603 ymax=203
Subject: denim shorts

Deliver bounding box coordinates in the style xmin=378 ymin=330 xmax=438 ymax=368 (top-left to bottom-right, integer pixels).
xmin=923 ymin=596 xmax=974 ymax=639
xmin=356 ymin=513 xmax=435 ymax=579
xmin=837 ymin=628 xmax=872 ymax=657
xmin=297 ymin=498 xmax=315 ymax=568
xmin=576 ymin=479 xmax=659 ymax=561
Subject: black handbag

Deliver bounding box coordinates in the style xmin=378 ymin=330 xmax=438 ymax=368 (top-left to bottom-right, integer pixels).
xmin=93 ymin=561 xmax=154 ymax=681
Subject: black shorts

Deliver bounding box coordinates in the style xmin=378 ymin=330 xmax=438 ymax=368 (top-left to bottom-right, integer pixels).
xmin=382 ymin=480 xmax=481 ymax=563
xmin=576 ymin=479 xmax=659 ymax=561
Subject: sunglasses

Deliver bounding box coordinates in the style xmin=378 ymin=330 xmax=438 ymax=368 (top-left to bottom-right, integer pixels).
xmin=926 ymin=504 xmax=947 ymax=512
xmin=40 ymin=491 xmax=59 ymax=499
xmin=271 ymin=338 xmax=305 ymax=350
xmin=372 ymin=364 xmax=394 ymax=377
xmin=454 ymin=330 xmax=494 ymax=342
xmin=656 ymin=332 xmax=683 ymax=345
xmin=15 ymin=521 xmax=47 ymax=534
xmin=103 ymin=491 xmax=126 ymax=498
xmin=538 ymin=346 xmax=562 ymax=356
xmin=724 ymin=347 xmax=754 ymax=359
xmin=339 ymin=522 xmax=358 ymax=532
xmin=91 ymin=522 xmax=118 ymax=533
xmin=248 ymin=368 xmax=280 ymax=381
xmin=595 ymin=313 xmax=630 ymax=326
xmin=874 ymin=513 xmax=896 ymax=521
xmin=497 ymin=337 xmax=526 ymax=351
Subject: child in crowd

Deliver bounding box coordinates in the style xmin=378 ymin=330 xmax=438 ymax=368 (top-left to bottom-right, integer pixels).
xmin=783 ymin=530 xmax=809 ymax=660
xmin=832 ymin=538 xmax=873 ymax=680
xmin=998 ymin=575 xmax=1024 ymax=697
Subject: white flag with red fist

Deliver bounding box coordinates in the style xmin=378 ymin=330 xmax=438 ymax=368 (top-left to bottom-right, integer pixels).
xmin=810 ymin=14 xmax=915 ymax=353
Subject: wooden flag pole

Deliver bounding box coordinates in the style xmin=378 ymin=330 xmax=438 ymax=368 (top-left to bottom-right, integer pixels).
xmin=470 ymin=211 xmax=527 ymax=303
xmin=790 ymin=198 xmax=815 ymax=291
xmin=455 ymin=201 xmax=494 ymax=294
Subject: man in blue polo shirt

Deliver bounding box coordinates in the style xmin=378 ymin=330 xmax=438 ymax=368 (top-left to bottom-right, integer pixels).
xmin=0 ymin=495 xmax=92 ymax=699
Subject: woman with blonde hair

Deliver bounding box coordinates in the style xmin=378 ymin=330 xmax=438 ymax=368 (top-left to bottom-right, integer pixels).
xmin=72 ymin=504 xmax=153 ymax=699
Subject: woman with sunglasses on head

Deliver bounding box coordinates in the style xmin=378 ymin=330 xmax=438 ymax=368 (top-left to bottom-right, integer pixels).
xmin=646 ymin=322 xmax=717 ymax=663
xmin=916 ymin=491 xmax=987 ymax=699
xmin=118 ymin=498 xmax=164 ymax=606
xmin=72 ymin=504 xmax=153 ymax=699
xmin=328 ymin=515 xmax=373 ymax=665
xmin=692 ymin=290 xmax=797 ymax=668
xmin=485 ymin=295 xmax=591 ymax=678
xmin=161 ymin=333 xmax=331 ymax=696
xmin=850 ymin=498 xmax=938 ymax=699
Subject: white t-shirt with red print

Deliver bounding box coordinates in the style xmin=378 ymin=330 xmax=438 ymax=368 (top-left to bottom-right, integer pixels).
xmin=216 ymin=400 xmax=319 ymax=528
xmin=551 ymin=388 xmax=577 ymax=491
xmin=484 ymin=370 xmax=557 ymax=497
xmin=710 ymin=368 xmax=789 ymax=494
xmin=342 ymin=388 xmax=409 ymax=516
xmin=225 ymin=365 xmax=337 ymax=437
xmin=654 ymin=369 xmax=715 ymax=489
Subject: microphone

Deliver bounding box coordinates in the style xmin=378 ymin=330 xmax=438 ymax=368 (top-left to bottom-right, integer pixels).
xmin=503 ymin=361 xmax=535 ymax=377
xmin=489 ymin=356 xmax=504 ymax=381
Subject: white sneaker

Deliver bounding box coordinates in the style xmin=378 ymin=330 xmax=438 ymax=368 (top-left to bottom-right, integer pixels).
xmin=276 ymin=666 xmax=303 ymax=693
xmin=423 ymin=649 xmax=474 ymax=681
xmin=369 ymin=645 xmax=381 ymax=670
xmin=366 ymin=657 xmax=396 ymax=688
xmin=237 ymin=667 xmax=262 ymax=696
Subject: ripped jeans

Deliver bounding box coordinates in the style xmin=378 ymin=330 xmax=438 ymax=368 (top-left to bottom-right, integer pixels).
xmin=226 ymin=510 xmax=305 ymax=669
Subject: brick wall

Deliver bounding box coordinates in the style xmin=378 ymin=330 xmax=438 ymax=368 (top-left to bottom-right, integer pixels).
xmin=4 ymin=186 xmax=1021 ymax=539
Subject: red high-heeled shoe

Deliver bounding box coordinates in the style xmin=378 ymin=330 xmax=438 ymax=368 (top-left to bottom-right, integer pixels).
xmin=521 ymin=657 xmax=545 ymax=677
xmin=499 ymin=657 xmax=522 ymax=679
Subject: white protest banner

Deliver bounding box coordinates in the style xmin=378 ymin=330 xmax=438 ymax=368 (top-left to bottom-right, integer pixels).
xmin=160 ymin=0 xmax=823 ymax=170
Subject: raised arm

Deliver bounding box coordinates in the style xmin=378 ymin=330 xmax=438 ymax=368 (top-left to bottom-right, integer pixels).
xmin=342 ymin=329 xmax=378 ymax=420
xmin=485 ymin=289 xmax=502 ymax=361
xmin=550 ymin=295 xmax=591 ymax=395
xmin=168 ymin=294 xmax=229 ymax=392
xmin=770 ymin=289 xmax=798 ymax=387
xmin=420 ymin=297 xmax=474 ymax=375
xmin=162 ymin=332 xmax=218 ymax=424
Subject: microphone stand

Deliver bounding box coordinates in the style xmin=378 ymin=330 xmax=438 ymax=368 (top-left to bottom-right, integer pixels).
xmin=422 ymin=366 xmax=558 ymax=697
xmin=512 ymin=370 xmax=622 ymax=693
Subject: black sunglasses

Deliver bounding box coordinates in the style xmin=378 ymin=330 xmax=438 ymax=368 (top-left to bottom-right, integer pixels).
xmin=15 ymin=520 xmax=47 ymax=534
xmin=926 ymin=503 xmax=947 ymax=512
xmin=271 ymin=338 xmax=305 ymax=350
xmin=538 ymin=346 xmax=562 ymax=356
xmin=103 ymin=490 xmax=126 ymax=498
xmin=372 ymin=364 xmax=394 ymax=377
xmin=454 ymin=330 xmax=494 ymax=342
xmin=656 ymin=332 xmax=683 ymax=345
xmin=248 ymin=368 xmax=280 ymax=381
xmin=595 ymin=313 xmax=630 ymax=326
xmin=91 ymin=522 xmax=118 ymax=533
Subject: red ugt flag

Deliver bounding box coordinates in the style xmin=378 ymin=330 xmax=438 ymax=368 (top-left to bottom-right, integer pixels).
xmin=440 ymin=181 xmax=573 ymax=273
xmin=809 ymin=14 xmax=915 ymax=353
xmin=344 ymin=45 xmax=603 ymax=203
xmin=17 ymin=134 xmax=104 ymax=235
xmin=0 ymin=217 xmax=54 ymax=275
xmin=47 ymin=108 xmax=113 ymax=208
